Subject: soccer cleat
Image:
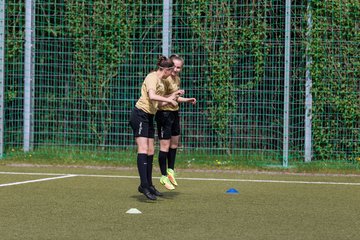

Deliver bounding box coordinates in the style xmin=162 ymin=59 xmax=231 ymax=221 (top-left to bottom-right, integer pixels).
xmin=167 ymin=168 xmax=178 ymax=186
xmin=160 ymin=175 xmax=175 ymax=190
xmin=149 ymin=185 xmax=163 ymax=196
xmin=138 ymin=185 xmax=157 ymax=200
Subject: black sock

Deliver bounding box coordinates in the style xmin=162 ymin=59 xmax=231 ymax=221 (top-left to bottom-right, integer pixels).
xmin=137 ymin=153 xmax=149 ymax=188
xmin=147 ymin=155 xmax=154 ymax=186
xmin=168 ymin=148 xmax=177 ymax=170
xmin=158 ymin=151 xmax=168 ymax=176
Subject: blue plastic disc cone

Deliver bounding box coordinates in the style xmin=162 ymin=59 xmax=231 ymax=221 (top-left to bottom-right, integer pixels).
xmin=226 ymin=188 xmax=239 ymax=194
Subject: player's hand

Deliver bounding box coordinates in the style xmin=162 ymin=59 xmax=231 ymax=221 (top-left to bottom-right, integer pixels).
xmin=177 ymin=89 xmax=185 ymax=95
xmin=171 ymin=90 xmax=184 ymax=100
xmin=170 ymin=99 xmax=178 ymax=107
xmin=189 ymin=98 xmax=197 ymax=105
xmin=172 ymin=93 xmax=179 ymax=101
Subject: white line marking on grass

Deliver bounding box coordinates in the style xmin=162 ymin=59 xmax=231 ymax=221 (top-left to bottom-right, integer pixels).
xmin=176 ymin=177 xmax=360 ymax=186
xmin=75 ymin=174 xmax=139 ymax=179
xmin=0 ymin=175 xmax=76 ymax=187
xmin=0 ymin=171 xmax=138 ymax=179
xmin=0 ymin=171 xmax=67 ymax=176
xmin=0 ymin=171 xmax=360 ymax=186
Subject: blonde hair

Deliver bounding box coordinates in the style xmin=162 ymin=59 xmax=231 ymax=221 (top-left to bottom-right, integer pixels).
xmin=170 ymin=54 xmax=184 ymax=64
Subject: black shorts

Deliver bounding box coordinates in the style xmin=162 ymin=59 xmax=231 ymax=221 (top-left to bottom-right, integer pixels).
xmin=155 ymin=110 xmax=180 ymax=140
xmin=129 ymin=107 xmax=155 ymax=138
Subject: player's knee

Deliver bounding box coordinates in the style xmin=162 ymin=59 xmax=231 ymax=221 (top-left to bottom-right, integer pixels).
xmin=159 ymin=140 xmax=170 ymax=151
xmin=137 ymin=146 xmax=148 ymax=154
xmin=170 ymin=137 xmax=179 ymax=148
xmin=147 ymin=147 xmax=155 ymax=155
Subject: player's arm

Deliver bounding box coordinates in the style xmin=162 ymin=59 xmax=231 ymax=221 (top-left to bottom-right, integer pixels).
xmin=159 ymin=89 xmax=185 ymax=106
xmin=164 ymin=89 xmax=185 ymax=100
xmin=177 ymin=96 xmax=196 ymax=105
xmin=148 ymin=89 xmax=178 ymax=107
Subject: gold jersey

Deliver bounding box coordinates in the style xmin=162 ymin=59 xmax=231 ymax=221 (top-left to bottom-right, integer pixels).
xmin=158 ymin=75 xmax=180 ymax=111
xmin=135 ymin=71 xmax=166 ymax=114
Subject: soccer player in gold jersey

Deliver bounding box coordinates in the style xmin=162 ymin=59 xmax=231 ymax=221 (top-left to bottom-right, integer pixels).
xmin=129 ymin=56 xmax=183 ymax=200
xmin=156 ymin=54 xmax=196 ymax=190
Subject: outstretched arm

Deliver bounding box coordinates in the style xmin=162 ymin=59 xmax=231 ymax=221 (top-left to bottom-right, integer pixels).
xmin=177 ymin=97 xmax=196 ymax=105
xmin=164 ymin=89 xmax=185 ymax=100
xmin=159 ymin=89 xmax=185 ymax=107
xmin=148 ymin=89 xmax=178 ymax=107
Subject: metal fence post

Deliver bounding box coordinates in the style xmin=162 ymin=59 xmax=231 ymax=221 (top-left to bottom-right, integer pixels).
xmin=283 ymin=0 xmax=292 ymax=167
xmin=23 ymin=0 xmax=35 ymax=152
xmin=162 ymin=0 xmax=172 ymax=57
xmin=305 ymin=0 xmax=313 ymax=162
xmin=0 ymin=0 xmax=5 ymax=158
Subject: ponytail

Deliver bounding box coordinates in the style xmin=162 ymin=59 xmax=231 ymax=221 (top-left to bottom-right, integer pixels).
xmin=157 ymin=55 xmax=174 ymax=69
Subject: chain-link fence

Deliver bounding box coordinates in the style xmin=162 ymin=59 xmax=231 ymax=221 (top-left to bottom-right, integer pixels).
xmin=1 ymin=0 xmax=359 ymax=166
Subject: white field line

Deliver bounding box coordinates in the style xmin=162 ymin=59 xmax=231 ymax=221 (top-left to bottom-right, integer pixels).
xmin=0 ymin=174 xmax=76 ymax=187
xmin=175 ymin=177 xmax=360 ymax=186
xmin=0 ymin=171 xmax=360 ymax=186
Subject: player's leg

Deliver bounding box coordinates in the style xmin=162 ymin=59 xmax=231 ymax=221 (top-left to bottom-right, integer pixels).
xmin=167 ymin=135 xmax=179 ymax=186
xmin=156 ymin=111 xmax=175 ymax=190
xmin=167 ymin=111 xmax=180 ymax=186
xmin=135 ymin=137 xmax=150 ymax=187
xmin=130 ymin=108 xmax=157 ymax=200
xmin=168 ymin=135 xmax=180 ymax=170
xmin=134 ymin=136 xmax=156 ymax=200
xmin=145 ymin=137 xmax=163 ymax=196
xmin=159 ymin=139 xmax=174 ymax=190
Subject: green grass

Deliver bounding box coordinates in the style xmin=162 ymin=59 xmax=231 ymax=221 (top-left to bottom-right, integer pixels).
xmin=1 ymin=165 xmax=360 ymax=240
xmin=2 ymin=147 xmax=360 ymax=175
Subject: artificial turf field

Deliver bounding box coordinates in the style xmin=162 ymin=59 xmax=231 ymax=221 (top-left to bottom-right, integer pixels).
xmin=1 ymin=165 xmax=360 ymax=240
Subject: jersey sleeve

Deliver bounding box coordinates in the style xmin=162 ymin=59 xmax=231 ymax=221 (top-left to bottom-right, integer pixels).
xmin=144 ymin=74 xmax=157 ymax=92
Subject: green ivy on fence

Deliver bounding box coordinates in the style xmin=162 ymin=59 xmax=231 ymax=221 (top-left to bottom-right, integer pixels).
xmin=2 ymin=0 xmax=359 ymax=164
xmin=185 ymin=0 xmax=267 ymax=154
xmin=309 ymin=0 xmax=360 ymax=162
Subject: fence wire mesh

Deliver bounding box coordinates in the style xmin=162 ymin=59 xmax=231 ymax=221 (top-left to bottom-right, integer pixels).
xmin=1 ymin=0 xmax=359 ymax=166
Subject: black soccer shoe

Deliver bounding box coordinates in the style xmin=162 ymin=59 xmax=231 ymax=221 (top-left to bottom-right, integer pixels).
xmin=149 ymin=185 xmax=163 ymax=197
xmin=138 ymin=186 xmax=157 ymax=200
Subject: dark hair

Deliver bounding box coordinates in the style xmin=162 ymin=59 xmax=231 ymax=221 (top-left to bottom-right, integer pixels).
xmin=157 ymin=55 xmax=174 ymax=69
xmin=170 ymin=54 xmax=184 ymax=64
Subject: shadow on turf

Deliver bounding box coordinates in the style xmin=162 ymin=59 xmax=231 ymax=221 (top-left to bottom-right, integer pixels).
xmin=160 ymin=191 xmax=180 ymax=199
xmin=131 ymin=191 xmax=180 ymax=202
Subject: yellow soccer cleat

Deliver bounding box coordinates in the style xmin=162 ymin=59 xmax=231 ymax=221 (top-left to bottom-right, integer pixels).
xmin=160 ymin=175 xmax=175 ymax=190
xmin=167 ymin=168 xmax=178 ymax=186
